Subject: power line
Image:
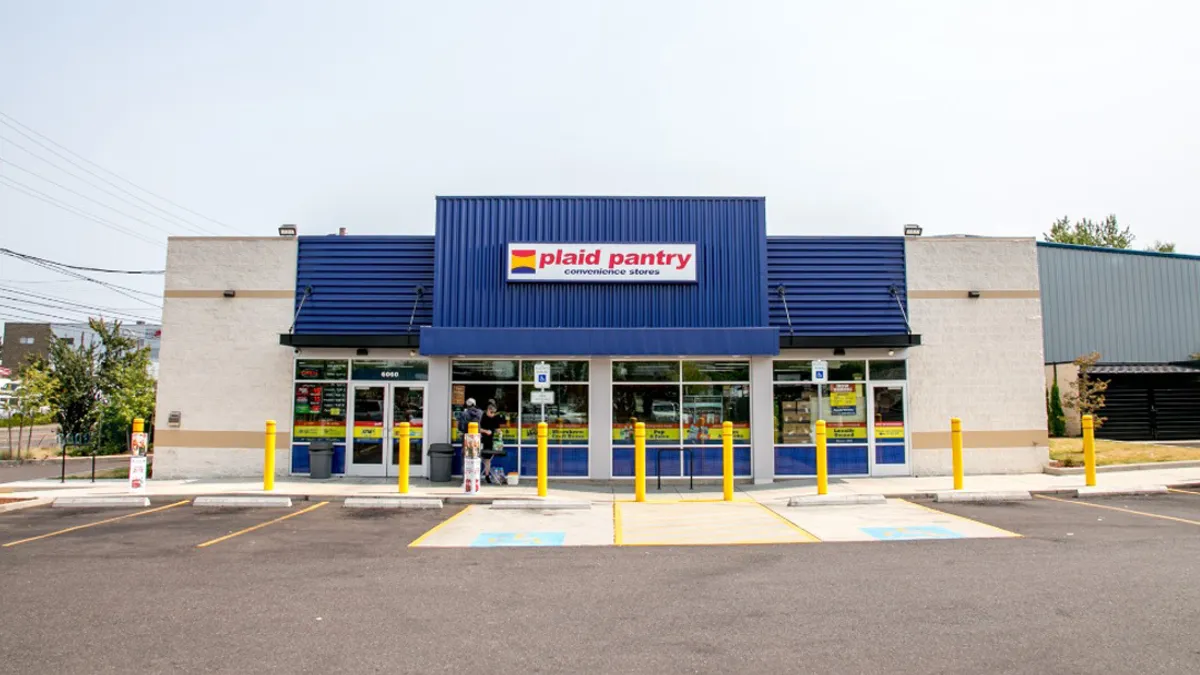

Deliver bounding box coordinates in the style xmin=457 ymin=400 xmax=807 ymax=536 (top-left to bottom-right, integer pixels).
xmin=0 ymin=175 xmax=164 ymax=247
xmin=0 ymin=110 xmax=246 ymax=235
xmin=0 ymin=250 xmax=162 ymax=309
xmin=0 ymin=157 xmax=201 ymax=238
xmin=0 ymin=302 xmax=89 ymax=323
xmin=0 ymin=248 xmax=163 ymax=275
xmin=0 ymin=290 xmax=158 ymax=324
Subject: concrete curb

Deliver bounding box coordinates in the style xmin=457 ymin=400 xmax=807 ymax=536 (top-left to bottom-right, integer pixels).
xmin=490 ymin=500 xmax=591 ymax=511
xmin=53 ymin=496 xmax=150 ymax=508
xmin=787 ymin=494 xmax=887 ymax=507
xmin=343 ymin=497 xmax=443 ymax=510
xmin=1044 ymin=459 xmax=1200 ymax=475
xmin=933 ymin=491 xmax=1032 ymax=503
xmin=193 ymin=496 xmax=292 ymax=508
xmin=1074 ymin=485 xmax=1168 ymax=498
xmin=0 ymin=497 xmax=50 ymax=513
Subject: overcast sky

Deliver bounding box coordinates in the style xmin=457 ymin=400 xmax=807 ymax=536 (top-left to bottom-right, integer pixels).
xmin=1 ymin=0 xmax=1198 ymax=330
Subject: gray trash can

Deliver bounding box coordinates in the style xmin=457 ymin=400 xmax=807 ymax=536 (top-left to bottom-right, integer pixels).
xmin=308 ymin=440 xmax=334 ymax=480
xmin=428 ymin=443 xmax=455 ymax=483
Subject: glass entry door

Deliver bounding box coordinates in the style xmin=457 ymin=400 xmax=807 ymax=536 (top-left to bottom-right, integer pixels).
xmin=390 ymin=384 xmax=426 ymax=478
xmin=868 ymin=384 xmax=908 ymax=476
xmin=349 ymin=384 xmax=427 ymax=477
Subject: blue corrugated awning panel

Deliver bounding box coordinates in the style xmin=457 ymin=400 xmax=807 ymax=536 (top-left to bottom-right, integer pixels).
xmin=419 ymin=327 xmax=780 ymax=356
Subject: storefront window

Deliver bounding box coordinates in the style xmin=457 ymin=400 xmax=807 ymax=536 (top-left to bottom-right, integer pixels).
xmin=521 ymin=361 xmax=589 ymax=382
xmin=612 ymin=361 xmax=679 ymax=383
xmin=612 ymin=384 xmax=679 ymax=445
xmin=869 ymin=360 xmax=907 ymax=380
xmin=682 ymin=361 xmax=751 ymax=382
xmin=295 ymin=360 xmax=348 ymax=381
xmin=449 ymin=359 xmax=590 ymax=477
xmin=821 ymin=383 xmax=867 ymax=444
xmin=773 ymin=384 xmax=816 ymax=444
xmin=521 ymin=384 xmax=589 ymax=444
xmin=682 ymin=384 xmax=750 ymax=443
xmin=827 ymin=360 xmax=866 ymax=382
xmin=772 ymin=360 xmax=812 ymax=382
xmin=351 ymin=360 xmax=428 ymax=381
xmin=452 ymin=360 xmax=519 ymax=382
xmin=293 ymin=382 xmax=348 ymax=440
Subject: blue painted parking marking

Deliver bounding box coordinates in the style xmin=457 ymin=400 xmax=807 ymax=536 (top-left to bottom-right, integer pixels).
xmin=471 ymin=532 xmax=566 ymax=547
xmin=860 ymin=526 xmax=964 ymax=541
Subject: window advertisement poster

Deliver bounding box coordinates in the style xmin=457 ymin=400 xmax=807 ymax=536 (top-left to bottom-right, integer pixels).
xmin=829 ymin=384 xmax=858 ymax=415
xmin=295 ymin=360 xmax=348 ymax=381
xmin=293 ymin=383 xmax=347 ymax=439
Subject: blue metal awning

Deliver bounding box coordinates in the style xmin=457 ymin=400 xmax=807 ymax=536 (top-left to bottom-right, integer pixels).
xmin=419 ymin=327 xmax=780 ymax=356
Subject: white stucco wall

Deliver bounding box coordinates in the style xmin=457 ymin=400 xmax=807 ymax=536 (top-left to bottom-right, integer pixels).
xmin=154 ymin=237 xmax=297 ymax=478
xmin=905 ymin=236 xmax=1049 ymax=475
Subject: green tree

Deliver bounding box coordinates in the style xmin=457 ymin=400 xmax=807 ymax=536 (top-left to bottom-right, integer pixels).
xmin=1044 ymin=215 xmax=1135 ymax=249
xmin=47 ymin=332 xmax=100 ymax=443
xmin=1047 ymin=379 xmax=1066 ymax=437
xmin=92 ymin=319 xmax=155 ymax=453
xmin=1146 ymin=240 xmax=1177 ymax=253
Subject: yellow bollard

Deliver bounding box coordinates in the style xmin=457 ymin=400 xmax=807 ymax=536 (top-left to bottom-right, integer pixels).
xmin=264 ymin=420 xmax=276 ymax=492
xmin=722 ymin=421 xmax=734 ymax=502
xmin=951 ymin=418 xmax=963 ymax=490
xmin=634 ymin=422 xmax=646 ymax=502
xmin=397 ymin=422 xmax=410 ymax=494
xmin=1083 ymin=414 xmax=1096 ymax=487
xmin=537 ymin=422 xmax=548 ymax=498
xmin=133 ymin=418 xmax=144 ymax=434
xmin=816 ymin=420 xmax=828 ymax=496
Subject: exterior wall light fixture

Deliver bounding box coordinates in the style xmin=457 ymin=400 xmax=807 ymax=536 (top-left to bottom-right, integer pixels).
xmin=904 ymin=224 xmax=923 ymax=236
xmin=279 ymin=224 xmax=298 ymax=237
xmin=223 ymin=290 xmax=236 ymax=298
xmin=967 ymin=290 xmax=981 ymax=298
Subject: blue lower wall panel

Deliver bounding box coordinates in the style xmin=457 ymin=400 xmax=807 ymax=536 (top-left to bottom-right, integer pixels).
xmin=291 ymin=443 xmax=346 ymax=474
xmin=775 ymin=445 xmax=868 ymax=476
xmin=876 ymin=442 xmax=906 ymax=464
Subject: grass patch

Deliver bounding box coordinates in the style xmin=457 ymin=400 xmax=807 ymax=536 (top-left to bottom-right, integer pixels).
xmin=1050 ymin=438 xmax=1200 ymax=466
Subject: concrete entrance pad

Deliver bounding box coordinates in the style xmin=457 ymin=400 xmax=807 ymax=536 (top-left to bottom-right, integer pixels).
xmin=616 ymin=501 xmax=818 ymax=546
xmin=767 ymin=498 xmax=1020 ymax=542
xmin=410 ymin=504 xmax=614 ymax=548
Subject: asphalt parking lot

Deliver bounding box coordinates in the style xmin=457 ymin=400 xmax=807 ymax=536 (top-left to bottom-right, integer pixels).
xmin=2 ymin=491 xmax=1200 ymax=674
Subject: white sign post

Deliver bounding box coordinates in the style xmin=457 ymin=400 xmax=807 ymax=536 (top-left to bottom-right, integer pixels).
xmin=812 ymin=360 xmax=828 ymax=384
xmin=533 ymin=362 xmax=551 ymax=423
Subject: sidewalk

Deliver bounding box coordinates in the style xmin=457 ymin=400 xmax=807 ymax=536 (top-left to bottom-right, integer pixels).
xmin=4 ymin=464 xmax=1200 ymax=504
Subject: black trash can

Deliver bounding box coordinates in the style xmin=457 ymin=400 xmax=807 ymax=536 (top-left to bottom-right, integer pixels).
xmin=308 ymin=440 xmax=335 ymax=480
xmin=428 ymin=443 xmax=455 ymax=483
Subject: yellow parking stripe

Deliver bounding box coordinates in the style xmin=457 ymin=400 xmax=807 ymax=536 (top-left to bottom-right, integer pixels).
xmin=1167 ymin=487 xmax=1200 ymax=496
xmin=196 ymin=501 xmax=328 ymax=549
xmin=408 ymin=505 xmax=473 ymax=548
xmin=1035 ymin=494 xmax=1200 ymax=527
xmin=755 ymin=503 xmax=820 ymax=542
xmin=613 ymin=503 xmax=623 ymax=546
xmin=3 ymin=500 xmax=191 ymax=548
xmin=901 ymin=499 xmax=1023 ymax=538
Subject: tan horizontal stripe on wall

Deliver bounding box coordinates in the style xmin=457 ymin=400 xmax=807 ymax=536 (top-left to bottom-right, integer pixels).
xmin=911 ymin=429 xmax=1048 ymax=450
xmin=909 ymin=290 xmax=1040 ymax=299
xmin=154 ymin=429 xmax=291 ymax=448
xmin=164 ymin=290 xmax=294 ymax=299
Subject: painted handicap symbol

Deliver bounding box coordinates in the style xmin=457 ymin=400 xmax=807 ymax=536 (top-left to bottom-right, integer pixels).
xmin=471 ymin=532 xmax=566 ymax=547
xmin=861 ymin=526 xmax=964 ymax=541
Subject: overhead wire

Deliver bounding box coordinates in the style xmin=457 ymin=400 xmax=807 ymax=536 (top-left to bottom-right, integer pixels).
xmin=0 ymin=289 xmax=158 ymax=324
xmin=0 ymin=175 xmax=164 ymax=247
xmin=0 ymin=158 xmax=196 ymax=239
xmin=0 ymin=110 xmax=246 ymax=235
xmin=0 ymin=248 xmax=163 ymax=275
xmin=0 ymin=250 xmax=162 ymax=309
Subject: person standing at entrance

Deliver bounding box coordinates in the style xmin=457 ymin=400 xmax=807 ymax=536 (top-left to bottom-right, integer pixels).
xmin=458 ymin=397 xmax=483 ymax=453
xmin=480 ymin=400 xmax=506 ymax=483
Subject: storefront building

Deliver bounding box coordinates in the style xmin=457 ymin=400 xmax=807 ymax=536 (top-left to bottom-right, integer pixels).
xmin=153 ymin=197 xmax=1049 ymax=481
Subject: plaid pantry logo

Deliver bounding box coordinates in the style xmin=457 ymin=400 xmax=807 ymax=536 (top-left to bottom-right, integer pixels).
xmin=509 ymin=249 xmax=537 ymax=274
